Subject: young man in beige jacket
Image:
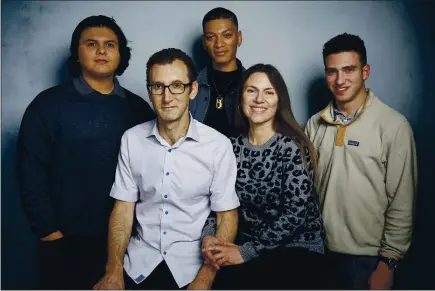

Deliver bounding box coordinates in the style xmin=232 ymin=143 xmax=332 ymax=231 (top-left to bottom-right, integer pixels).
xmin=305 ymin=33 xmax=417 ymax=290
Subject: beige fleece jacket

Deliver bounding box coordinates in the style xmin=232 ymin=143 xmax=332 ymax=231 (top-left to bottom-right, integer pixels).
xmin=305 ymin=89 xmax=417 ymax=259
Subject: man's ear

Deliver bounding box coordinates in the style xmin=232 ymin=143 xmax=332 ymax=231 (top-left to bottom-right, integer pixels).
xmin=189 ymin=80 xmax=199 ymax=101
xmin=237 ymin=31 xmax=243 ymax=47
xmin=362 ymin=64 xmax=370 ymax=81
xmin=202 ymin=36 xmax=207 ymax=51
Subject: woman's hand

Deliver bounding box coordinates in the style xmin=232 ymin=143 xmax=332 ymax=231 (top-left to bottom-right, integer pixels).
xmin=204 ymin=241 xmax=244 ymax=266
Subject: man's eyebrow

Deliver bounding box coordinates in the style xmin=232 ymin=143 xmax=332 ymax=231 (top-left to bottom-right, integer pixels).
xmin=325 ymin=65 xmax=357 ymax=71
xmin=205 ymin=29 xmax=233 ymax=35
xmin=82 ymin=38 xmax=118 ymax=43
xmin=150 ymin=80 xmax=185 ymax=85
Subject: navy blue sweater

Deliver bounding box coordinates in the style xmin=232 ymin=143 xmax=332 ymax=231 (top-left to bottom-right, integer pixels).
xmin=17 ymin=77 xmax=155 ymax=238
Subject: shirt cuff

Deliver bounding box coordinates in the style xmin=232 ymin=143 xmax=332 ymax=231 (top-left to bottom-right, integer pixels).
xmin=210 ymin=193 xmax=240 ymax=212
xmin=109 ymin=186 xmax=138 ymax=202
xmin=379 ymin=249 xmax=402 ymax=260
xmin=239 ymin=241 xmax=259 ymax=263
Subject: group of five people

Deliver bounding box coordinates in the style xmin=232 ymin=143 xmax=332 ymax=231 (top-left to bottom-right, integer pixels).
xmin=17 ymin=7 xmax=417 ymax=290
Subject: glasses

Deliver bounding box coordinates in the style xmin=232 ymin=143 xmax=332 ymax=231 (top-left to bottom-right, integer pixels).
xmin=148 ymin=82 xmax=192 ymax=95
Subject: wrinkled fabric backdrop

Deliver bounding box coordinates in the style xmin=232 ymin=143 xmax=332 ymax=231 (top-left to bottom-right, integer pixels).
xmin=1 ymin=1 xmax=434 ymax=289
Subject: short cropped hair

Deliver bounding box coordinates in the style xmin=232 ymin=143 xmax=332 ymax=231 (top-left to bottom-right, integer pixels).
xmin=322 ymin=33 xmax=367 ymax=66
xmin=146 ymin=48 xmax=197 ymax=84
xmin=202 ymin=7 xmax=238 ymax=30
xmin=68 ymin=15 xmax=131 ymax=77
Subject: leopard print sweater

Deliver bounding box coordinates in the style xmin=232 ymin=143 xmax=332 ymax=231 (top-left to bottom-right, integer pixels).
xmin=202 ymin=133 xmax=325 ymax=262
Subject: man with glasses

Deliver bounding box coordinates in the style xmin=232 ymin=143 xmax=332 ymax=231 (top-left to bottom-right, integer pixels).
xmin=93 ymin=48 xmax=240 ymax=290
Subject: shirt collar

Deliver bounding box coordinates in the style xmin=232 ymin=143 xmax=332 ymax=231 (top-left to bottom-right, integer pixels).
xmin=331 ymin=103 xmax=361 ymax=123
xmin=320 ymin=89 xmax=374 ymax=125
xmin=73 ymin=76 xmax=126 ymax=98
xmin=145 ymin=113 xmax=200 ymax=144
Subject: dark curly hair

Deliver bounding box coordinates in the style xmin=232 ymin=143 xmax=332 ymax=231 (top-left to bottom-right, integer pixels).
xmin=68 ymin=15 xmax=131 ymax=77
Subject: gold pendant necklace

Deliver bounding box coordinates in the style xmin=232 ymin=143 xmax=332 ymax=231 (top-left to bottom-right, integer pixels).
xmin=212 ymin=75 xmax=235 ymax=110
xmin=216 ymin=96 xmax=224 ymax=109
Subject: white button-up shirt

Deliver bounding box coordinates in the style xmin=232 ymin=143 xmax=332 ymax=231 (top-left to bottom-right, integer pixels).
xmin=109 ymin=117 xmax=240 ymax=288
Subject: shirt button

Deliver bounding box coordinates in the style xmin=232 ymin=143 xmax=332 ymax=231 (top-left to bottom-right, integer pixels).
xmin=166 ymin=172 xmax=169 ymax=176
xmin=163 ymin=251 xmax=167 ymax=255
xmin=163 ymin=231 xmax=167 ymax=235
xmin=168 ymin=149 xmax=172 ymax=153
xmin=164 ymin=195 xmax=168 ymax=198
xmin=165 ymin=211 xmax=168 ymax=215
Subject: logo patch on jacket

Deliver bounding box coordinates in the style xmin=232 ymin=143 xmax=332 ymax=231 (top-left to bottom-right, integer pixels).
xmin=134 ymin=274 xmax=145 ymax=283
xmin=348 ymin=140 xmax=360 ymax=147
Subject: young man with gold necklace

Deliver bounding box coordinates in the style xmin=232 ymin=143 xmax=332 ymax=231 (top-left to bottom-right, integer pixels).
xmin=190 ymin=7 xmax=245 ymax=137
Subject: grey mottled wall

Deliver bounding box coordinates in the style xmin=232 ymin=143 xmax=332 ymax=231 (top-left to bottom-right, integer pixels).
xmin=1 ymin=1 xmax=434 ymax=289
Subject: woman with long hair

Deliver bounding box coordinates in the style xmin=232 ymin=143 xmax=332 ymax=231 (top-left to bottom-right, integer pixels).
xmin=201 ymin=64 xmax=325 ymax=290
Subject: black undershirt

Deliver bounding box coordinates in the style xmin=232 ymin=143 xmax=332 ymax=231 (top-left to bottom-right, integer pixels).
xmin=204 ymin=67 xmax=240 ymax=137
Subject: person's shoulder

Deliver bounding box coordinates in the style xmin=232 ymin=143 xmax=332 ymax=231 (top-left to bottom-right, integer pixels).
xmin=37 ymin=82 xmax=72 ymax=99
xmin=124 ymin=118 xmax=156 ymax=138
xmin=229 ymin=134 xmax=243 ymax=146
xmin=229 ymin=134 xmax=245 ymax=157
xmin=27 ymin=82 xmax=73 ymax=110
xmin=306 ymin=110 xmax=324 ymax=126
xmin=122 ymin=87 xmax=155 ymax=118
xmin=196 ymin=67 xmax=208 ymax=85
xmin=122 ymin=87 xmax=148 ymax=104
xmin=277 ymin=133 xmax=301 ymax=151
xmin=236 ymin=58 xmax=245 ymax=72
xmin=277 ymin=134 xmax=312 ymax=170
xmin=194 ymin=119 xmax=232 ymax=145
xmin=372 ymin=96 xmax=409 ymax=127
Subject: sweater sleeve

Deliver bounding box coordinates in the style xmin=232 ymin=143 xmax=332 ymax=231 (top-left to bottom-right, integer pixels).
xmin=17 ymin=96 xmax=57 ymax=238
xmin=380 ymin=120 xmax=417 ymax=259
xmin=239 ymin=141 xmax=316 ymax=262
xmin=200 ymin=215 xmax=217 ymax=240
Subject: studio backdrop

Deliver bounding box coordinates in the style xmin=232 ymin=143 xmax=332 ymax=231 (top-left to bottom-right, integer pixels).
xmin=2 ymin=1 xmax=434 ymax=289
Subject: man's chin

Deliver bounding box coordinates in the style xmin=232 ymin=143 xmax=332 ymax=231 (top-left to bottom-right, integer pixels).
xmin=212 ymin=58 xmax=235 ymax=66
xmin=333 ymin=92 xmax=352 ymax=103
xmin=158 ymin=113 xmax=180 ymax=123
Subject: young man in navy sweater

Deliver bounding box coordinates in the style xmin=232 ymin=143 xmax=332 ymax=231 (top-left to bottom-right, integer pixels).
xmin=17 ymin=15 xmax=155 ymax=290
